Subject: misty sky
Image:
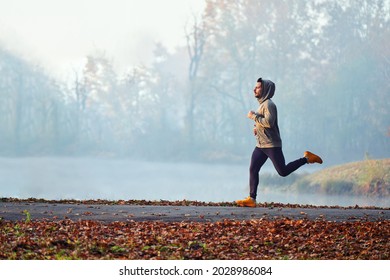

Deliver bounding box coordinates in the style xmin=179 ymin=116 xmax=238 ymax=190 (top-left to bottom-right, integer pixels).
xmin=0 ymin=0 xmax=205 ymax=79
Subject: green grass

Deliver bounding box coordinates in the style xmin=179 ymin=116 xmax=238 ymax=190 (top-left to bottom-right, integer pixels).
xmin=292 ymin=159 xmax=390 ymax=197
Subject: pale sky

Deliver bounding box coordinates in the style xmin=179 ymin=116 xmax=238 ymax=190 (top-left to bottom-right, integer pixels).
xmin=0 ymin=0 xmax=205 ymax=79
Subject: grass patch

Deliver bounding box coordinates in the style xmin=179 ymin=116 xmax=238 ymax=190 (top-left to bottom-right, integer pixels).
xmin=293 ymin=159 xmax=390 ymax=197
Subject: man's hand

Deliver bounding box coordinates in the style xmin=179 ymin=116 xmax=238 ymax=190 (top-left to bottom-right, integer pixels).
xmin=253 ymin=126 xmax=257 ymax=136
xmin=247 ymin=110 xmax=256 ymax=120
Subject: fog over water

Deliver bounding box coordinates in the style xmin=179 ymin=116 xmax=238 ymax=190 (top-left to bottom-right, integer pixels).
xmin=1 ymin=157 xmax=388 ymax=207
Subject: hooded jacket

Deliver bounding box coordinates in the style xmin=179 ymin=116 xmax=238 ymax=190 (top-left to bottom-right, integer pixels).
xmin=252 ymin=79 xmax=282 ymax=148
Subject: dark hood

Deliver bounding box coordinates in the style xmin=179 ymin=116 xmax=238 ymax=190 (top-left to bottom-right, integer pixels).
xmin=258 ymin=79 xmax=275 ymax=104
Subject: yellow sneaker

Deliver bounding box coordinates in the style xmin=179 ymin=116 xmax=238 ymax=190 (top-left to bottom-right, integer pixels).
xmin=304 ymin=151 xmax=323 ymax=164
xmin=236 ymin=196 xmax=256 ymax=207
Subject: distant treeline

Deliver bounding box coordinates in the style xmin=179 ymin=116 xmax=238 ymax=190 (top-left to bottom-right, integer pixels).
xmin=0 ymin=0 xmax=389 ymax=165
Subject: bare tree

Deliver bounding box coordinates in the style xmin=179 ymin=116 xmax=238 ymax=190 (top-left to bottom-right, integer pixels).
xmin=185 ymin=14 xmax=206 ymax=147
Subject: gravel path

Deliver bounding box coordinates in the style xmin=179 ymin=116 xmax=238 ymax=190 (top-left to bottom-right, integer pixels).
xmin=1 ymin=202 xmax=389 ymax=223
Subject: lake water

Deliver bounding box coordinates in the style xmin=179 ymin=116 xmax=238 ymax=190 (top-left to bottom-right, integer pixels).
xmin=0 ymin=157 xmax=388 ymax=207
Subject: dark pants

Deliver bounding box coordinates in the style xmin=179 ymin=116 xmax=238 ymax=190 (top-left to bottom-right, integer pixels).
xmin=249 ymin=147 xmax=307 ymax=199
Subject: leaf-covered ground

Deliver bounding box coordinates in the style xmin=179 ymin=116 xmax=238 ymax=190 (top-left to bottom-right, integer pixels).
xmin=1 ymin=218 xmax=388 ymax=260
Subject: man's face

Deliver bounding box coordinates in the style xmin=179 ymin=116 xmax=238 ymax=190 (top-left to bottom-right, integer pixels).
xmin=254 ymin=82 xmax=262 ymax=98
